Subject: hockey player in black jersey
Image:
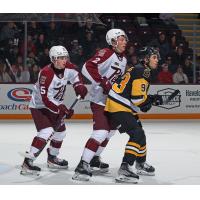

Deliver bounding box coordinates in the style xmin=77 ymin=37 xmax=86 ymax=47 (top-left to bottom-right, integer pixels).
xmin=105 ymin=47 xmax=163 ymax=183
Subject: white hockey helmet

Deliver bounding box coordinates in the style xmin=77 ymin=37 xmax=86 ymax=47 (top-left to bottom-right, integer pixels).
xmin=49 ymin=45 xmax=69 ymax=62
xmin=106 ymin=29 xmax=128 ymax=46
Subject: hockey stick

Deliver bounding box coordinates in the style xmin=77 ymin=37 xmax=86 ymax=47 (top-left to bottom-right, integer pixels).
xmin=163 ymin=89 xmax=180 ymax=104
xmin=54 ymin=95 xmax=81 ymax=131
xmin=69 ymin=95 xmax=81 ymax=110
xmin=5 ymin=58 xmax=14 ymax=74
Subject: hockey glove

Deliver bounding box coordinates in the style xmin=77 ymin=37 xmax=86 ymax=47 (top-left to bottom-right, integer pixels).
xmin=74 ymin=84 xmax=88 ymax=99
xmin=58 ymin=104 xmax=74 ymax=119
xmin=139 ymin=96 xmax=153 ymax=113
xmin=150 ymin=94 xmax=163 ymax=106
xmin=100 ymin=77 xmax=112 ymax=95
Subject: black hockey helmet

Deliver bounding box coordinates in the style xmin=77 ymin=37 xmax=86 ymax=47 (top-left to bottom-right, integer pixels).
xmin=138 ymin=46 xmax=160 ymax=64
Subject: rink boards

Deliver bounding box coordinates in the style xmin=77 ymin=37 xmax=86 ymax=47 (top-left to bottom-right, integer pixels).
xmin=0 ymin=84 xmax=200 ymax=119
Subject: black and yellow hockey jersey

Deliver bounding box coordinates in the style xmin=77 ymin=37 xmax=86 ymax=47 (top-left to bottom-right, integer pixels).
xmin=105 ymin=64 xmax=152 ymax=114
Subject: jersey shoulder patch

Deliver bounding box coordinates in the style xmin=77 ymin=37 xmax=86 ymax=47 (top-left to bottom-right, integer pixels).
xmin=133 ymin=64 xmax=151 ymax=79
xmin=39 ymin=65 xmax=54 ymax=85
xmin=143 ymin=67 xmax=151 ymax=79
xmin=97 ymin=48 xmax=113 ymax=57
xmin=97 ymin=49 xmax=107 ymax=57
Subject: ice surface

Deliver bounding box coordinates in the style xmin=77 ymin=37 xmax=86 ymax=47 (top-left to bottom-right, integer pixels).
xmin=0 ymin=120 xmax=200 ymax=185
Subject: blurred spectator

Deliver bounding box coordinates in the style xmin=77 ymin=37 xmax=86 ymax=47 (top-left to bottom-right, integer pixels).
xmin=158 ymin=63 xmax=173 ymax=83
xmin=28 ymin=22 xmax=42 ymax=39
xmin=0 ymin=22 xmax=18 ymax=42
xmin=8 ymin=46 xmax=20 ymax=64
xmin=85 ymin=18 xmax=94 ymax=35
xmin=11 ymin=64 xmax=30 ymax=83
xmin=78 ymin=18 xmax=95 ymax=43
xmin=172 ymin=45 xmax=186 ymax=65
xmin=70 ymin=44 xmax=85 ymax=67
xmin=129 ymin=55 xmax=138 ymax=66
xmin=126 ymin=44 xmax=137 ymax=62
xmin=182 ymin=56 xmax=194 ymax=83
xmin=173 ymin=66 xmax=189 ymax=84
xmin=71 ymin=39 xmax=80 ymax=55
xmin=45 ymin=22 xmax=60 ymax=46
xmin=79 ymin=18 xmax=94 ymax=35
xmin=169 ymin=34 xmax=178 ymax=53
xmin=38 ymin=48 xmax=50 ymax=68
xmin=11 ymin=65 xmax=21 ymax=82
xmin=35 ymin=33 xmax=48 ymax=56
xmin=19 ymin=35 xmax=37 ymax=58
xmin=148 ymin=31 xmax=170 ymax=61
xmin=0 ymin=62 xmax=4 ymax=82
xmin=81 ymin=32 xmax=96 ymax=60
xmin=0 ymin=63 xmax=14 ymax=82
xmin=165 ymin=55 xmax=178 ymax=73
xmin=76 ymin=14 xmax=88 ymax=28
xmin=27 ymin=35 xmax=37 ymax=55
xmin=20 ymin=66 xmax=30 ymax=82
xmin=26 ymin=51 xmax=38 ymax=68
xmin=30 ymin=64 xmax=40 ymax=83
xmin=16 ymin=56 xmax=23 ymax=66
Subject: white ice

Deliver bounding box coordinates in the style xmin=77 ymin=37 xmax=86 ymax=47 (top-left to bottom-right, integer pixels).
xmin=0 ymin=120 xmax=200 ymax=185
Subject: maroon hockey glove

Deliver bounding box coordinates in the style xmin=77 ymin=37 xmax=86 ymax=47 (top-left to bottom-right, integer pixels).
xmin=100 ymin=77 xmax=112 ymax=95
xmin=65 ymin=109 xmax=74 ymax=119
xmin=74 ymin=84 xmax=88 ymax=99
xmin=58 ymin=104 xmax=74 ymax=119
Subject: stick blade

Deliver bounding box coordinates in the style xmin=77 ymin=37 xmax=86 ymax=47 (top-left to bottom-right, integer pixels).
xmin=165 ymin=89 xmax=180 ymax=104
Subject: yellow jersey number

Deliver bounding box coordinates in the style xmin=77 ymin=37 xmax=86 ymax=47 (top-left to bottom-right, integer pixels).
xmin=112 ymin=72 xmax=131 ymax=94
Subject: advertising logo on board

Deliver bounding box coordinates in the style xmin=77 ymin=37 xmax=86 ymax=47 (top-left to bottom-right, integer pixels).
xmin=7 ymin=88 xmax=32 ymax=102
xmin=156 ymin=88 xmax=181 ymax=109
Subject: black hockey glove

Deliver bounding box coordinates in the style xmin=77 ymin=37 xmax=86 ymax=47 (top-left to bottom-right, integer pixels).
xmin=150 ymin=94 xmax=163 ymax=106
xmin=139 ymin=96 xmax=152 ymax=113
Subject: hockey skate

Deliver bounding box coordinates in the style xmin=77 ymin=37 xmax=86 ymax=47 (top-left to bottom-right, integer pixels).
xmin=115 ymin=162 xmax=139 ymax=184
xmin=135 ymin=162 xmax=155 ymax=176
xmin=47 ymin=148 xmax=68 ymax=169
xmin=20 ymin=157 xmax=41 ymax=176
xmin=90 ymin=156 xmax=109 ymax=174
xmin=72 ymin=160 xmax=92 ymax=181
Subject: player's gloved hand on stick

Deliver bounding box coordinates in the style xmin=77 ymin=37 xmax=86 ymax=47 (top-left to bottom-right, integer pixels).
xmin=150 ymin=94 xmax=163 ymax=106
xmin=100 ymin=77 xmax=112 ymax=94
xmin=58 ymin=104 xmax=74 ymax=119
xmin=74 ymin=84 xmax=88 ymax=99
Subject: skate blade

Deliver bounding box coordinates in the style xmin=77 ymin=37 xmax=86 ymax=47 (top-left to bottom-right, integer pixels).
xmin=20 ymin=167 xmax=40 ymax=176
xmin=115 ymin=175 xmax=139 ymax=184
xmin=136 ymin=170 xmax=155 ymax=176
xmin=47 ymin=162 xmax=68 ymax=170
xmin=72 ymin=172 xmax=91 ymax=181
xmin=91 ymin=167 xmax=109 ymax=175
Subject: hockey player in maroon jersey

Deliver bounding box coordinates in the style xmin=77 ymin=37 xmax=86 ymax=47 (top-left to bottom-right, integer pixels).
xmin=72 ymin=29 xmax=128 ymax=181
xmin=20 ymin=45 xmax=88 ymax=175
